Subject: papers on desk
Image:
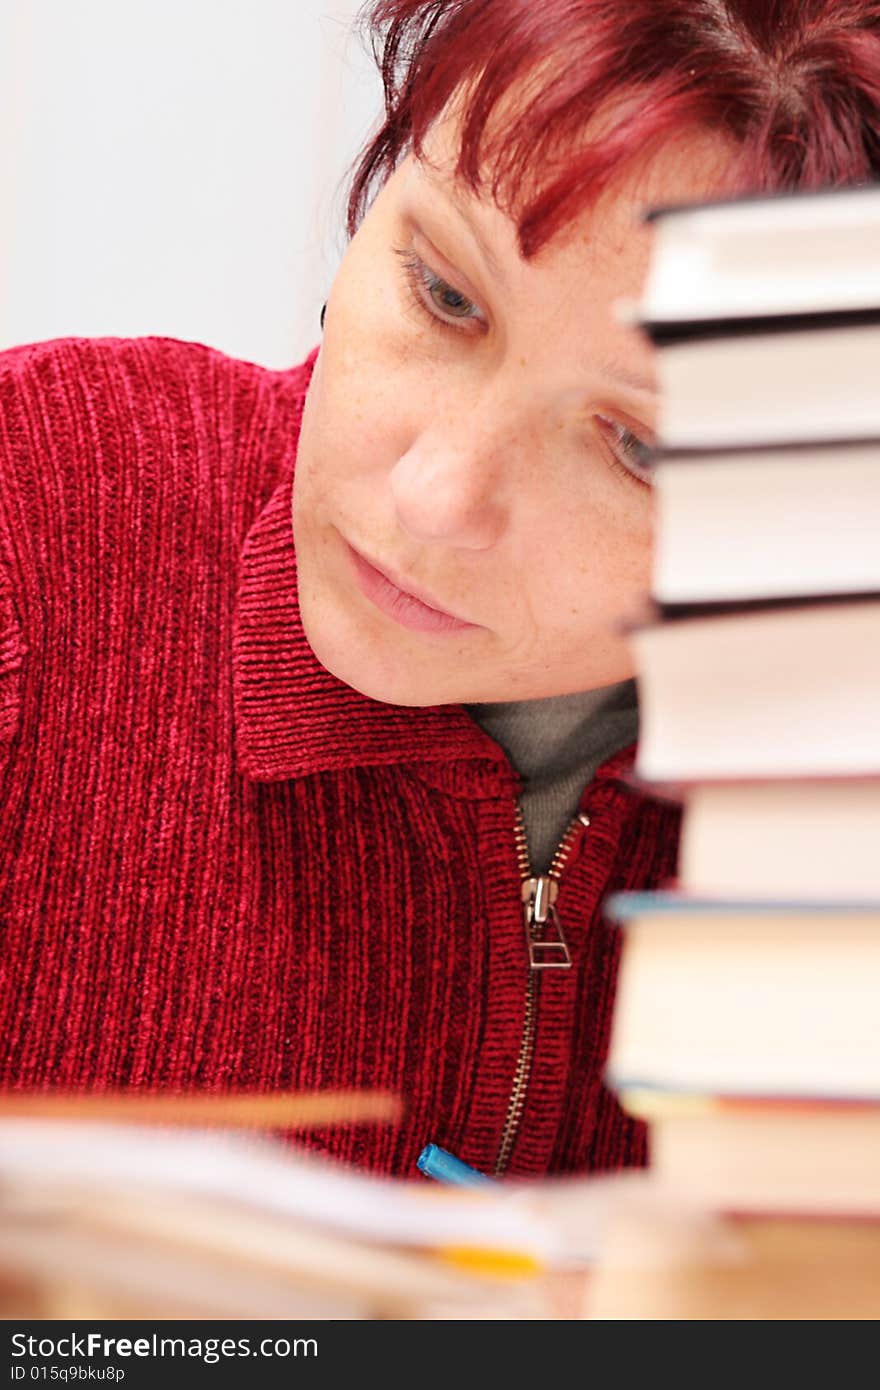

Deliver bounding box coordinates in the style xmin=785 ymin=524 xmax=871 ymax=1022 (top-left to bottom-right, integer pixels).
xmin=0 ymin=1118 xmax=610 ymax=1319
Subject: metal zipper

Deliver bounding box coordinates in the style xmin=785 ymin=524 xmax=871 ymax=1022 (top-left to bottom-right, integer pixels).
xmin=492 ymin=804 xmax=592 ymax=1176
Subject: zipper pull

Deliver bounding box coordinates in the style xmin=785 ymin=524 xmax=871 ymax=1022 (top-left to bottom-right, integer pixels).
xmin=521 ymin=875 xmax=572 ymax=970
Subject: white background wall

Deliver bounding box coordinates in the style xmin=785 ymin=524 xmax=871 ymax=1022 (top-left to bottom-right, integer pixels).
xmin=0 ymin=0 xmax=383 ymax=367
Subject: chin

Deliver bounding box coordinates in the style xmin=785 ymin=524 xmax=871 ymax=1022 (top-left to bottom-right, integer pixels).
xmin=322 ymin=653 xmax=449 ymax=708
xmin=298 ymin=604 xmax=452 ymax=708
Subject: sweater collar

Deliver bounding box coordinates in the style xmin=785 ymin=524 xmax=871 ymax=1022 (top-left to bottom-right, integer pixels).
xmin=231 ymin=350 xmax=639 ymax=795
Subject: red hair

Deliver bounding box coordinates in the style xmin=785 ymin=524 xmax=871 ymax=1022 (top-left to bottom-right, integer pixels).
xmin=346 ymin=0 xmax=880 ymax=257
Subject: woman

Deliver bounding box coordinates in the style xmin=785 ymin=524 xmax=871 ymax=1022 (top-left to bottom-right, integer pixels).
xmin=0 ymin=0 xmax=877 ymax=1179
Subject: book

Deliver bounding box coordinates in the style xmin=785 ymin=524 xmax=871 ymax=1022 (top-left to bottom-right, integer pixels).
xmin=586 ymin=1179 xmax=880 ymax=1320
xmin=620 ymin=1091 xmax=880 ymax=1216
xmin=676 ymin=777 xmax=880 ymax=900
xmin=651 ymin=316 xmax=880 ymax=448
xmin=605 ymin=892 xmax=880 ymax=1097
xmin=635 ymin=183 xmax=880 ymax=324
xmin=651 ymin=438 xmax=880 ymax=605
xmin=622 ymin=594 xmax=880 ymax=781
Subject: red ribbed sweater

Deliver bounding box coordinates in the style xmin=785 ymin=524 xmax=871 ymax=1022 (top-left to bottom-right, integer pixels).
xmin=0 ymin=334 xmax=681 ymax=1179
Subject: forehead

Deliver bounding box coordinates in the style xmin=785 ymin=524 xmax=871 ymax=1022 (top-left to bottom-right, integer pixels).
xmin=411 ymin=91 xmax=738 ymax=268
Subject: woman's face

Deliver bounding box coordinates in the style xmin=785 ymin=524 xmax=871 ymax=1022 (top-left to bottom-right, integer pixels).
xmin=292 ymin=107 xmax=732 ymax=706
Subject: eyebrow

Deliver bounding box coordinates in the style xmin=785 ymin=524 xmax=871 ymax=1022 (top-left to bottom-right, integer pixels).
xmin=418 ymin=164 xmax=508 ymax=285
xmin=416 ymin=165 xmax=659 ymax=398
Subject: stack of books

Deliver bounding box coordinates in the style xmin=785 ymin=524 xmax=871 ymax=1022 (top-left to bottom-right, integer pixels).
xmin=591 ymin=183 xmax=880 ymax=1320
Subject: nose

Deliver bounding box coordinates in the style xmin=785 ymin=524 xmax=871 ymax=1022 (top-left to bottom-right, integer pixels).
xmin=388 ymin=430 xmax=509 ymax=551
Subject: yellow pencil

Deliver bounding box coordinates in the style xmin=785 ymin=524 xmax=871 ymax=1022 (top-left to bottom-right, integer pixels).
xmin=0 ymin=1089 xmax=402 ymax=1129
xmin=436 ymin=1245 xmax=544 ymax=1280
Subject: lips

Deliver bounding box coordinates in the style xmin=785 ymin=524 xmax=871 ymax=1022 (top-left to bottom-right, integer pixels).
xmin=343 ymin=539 xmax=479 ymax=635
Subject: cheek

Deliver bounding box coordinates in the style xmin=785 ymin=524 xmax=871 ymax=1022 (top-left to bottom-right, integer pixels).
xmin=295 ymin=364 xmax=325 ymax=488
xmin=315 ymin=239 xmax=450 ymax=486
xmin=305 ymin=346 xmax=423 ymax=500
xmin=538 ymin=504 xmax=653 ymax=634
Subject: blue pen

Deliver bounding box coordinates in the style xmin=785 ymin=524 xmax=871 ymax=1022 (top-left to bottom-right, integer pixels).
xmin=417 ymin=1143 xmax=496 ymax=1186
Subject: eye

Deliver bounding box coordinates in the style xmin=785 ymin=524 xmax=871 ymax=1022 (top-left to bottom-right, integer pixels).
xmin=594 ymin=414 xmax=656 ymax=488
xmin=393 ymin=246 xmax=486 ymax=334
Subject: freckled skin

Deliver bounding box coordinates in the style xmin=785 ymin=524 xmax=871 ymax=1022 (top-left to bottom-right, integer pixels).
xmin=292 ymin=101 xmax=733 ymax=707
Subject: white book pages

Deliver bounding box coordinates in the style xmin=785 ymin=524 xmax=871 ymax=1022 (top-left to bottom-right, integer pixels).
xmin=653 ymin=444 xmax=880 ymax=603
xmin=656 ymin=323 xmax=880 ymax=448
xmin=608 ymin=910 xmax=880 ymax=1095
xmin=0 ymin=1122 xmax=618 ymax=1273
xmin=642 ymin=185 xmax=880 ymax=320
xmin=0 ymin=1122 xmax=554 ymax=1260
xmin=679 ymin=780 xmax=880 ymax=899
xmin=647 ymin=1104 xmax=880 ymax=1216
xmin=631 ymin=599 xmax=880 ymax=781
